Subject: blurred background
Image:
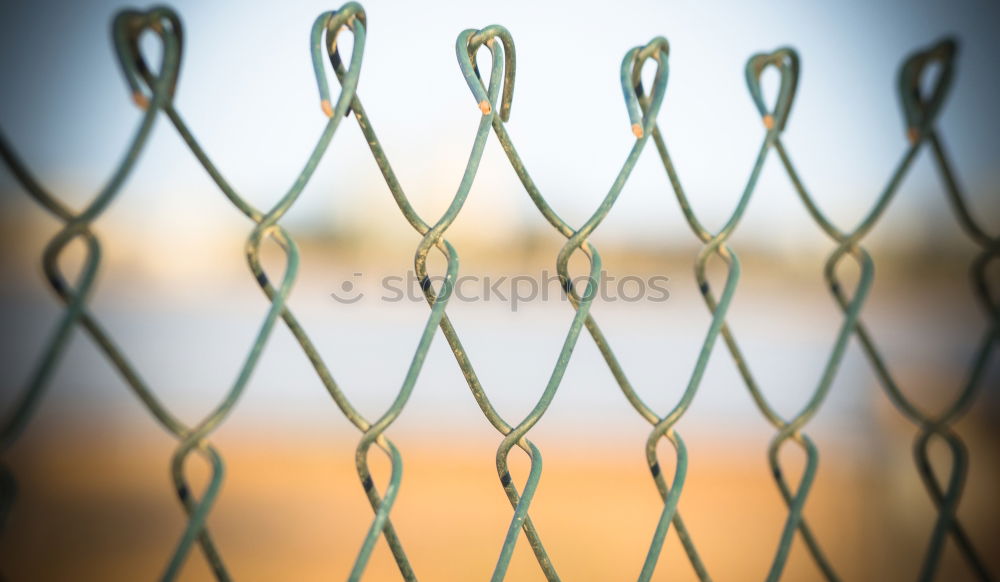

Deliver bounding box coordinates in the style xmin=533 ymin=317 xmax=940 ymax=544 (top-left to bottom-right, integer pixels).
xmin=0 ymin=0 xmax=998 ymax=579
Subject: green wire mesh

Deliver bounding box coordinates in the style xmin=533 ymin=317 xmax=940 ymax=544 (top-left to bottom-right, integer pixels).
xmin=0 ymin=3 xmax=995 ymax=581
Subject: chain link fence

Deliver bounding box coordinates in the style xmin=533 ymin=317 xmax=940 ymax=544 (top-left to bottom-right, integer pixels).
xmin=0 ymin=3 xmax=996 ymax=581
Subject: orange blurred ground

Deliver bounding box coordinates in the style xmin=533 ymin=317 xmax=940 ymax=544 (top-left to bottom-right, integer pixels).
xmin=3 ymin=425 xmax=998 ymax=581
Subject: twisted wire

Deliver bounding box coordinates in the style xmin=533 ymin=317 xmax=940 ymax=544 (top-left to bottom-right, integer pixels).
xmin=628 ymin=42 xmax=839 ymax=582
xmin=0 ymin=8 xmax=240 ymax=580
xmin=742 ymin=37 xmax=996 ymax=582
xmin=125 ymin=5 xmax=422 ymax=580
xmin=458 ymin=32 xmax=717 ymax=581
xmin=115 ymin=6 xmax=352 ymax=577
xmin=637 ymin=45 xmax=878 ymax=581
xmin=1 ymin=4 xmax=995 ymax=581
xmin=314 ymin=5 xmax=466 ymax=579
xmin=117 ymin=6 xmax=367 ymax=579
xmin=142 ymin=4 xmax=422 ymax=579
xmin=769 ymin=37 xmax=996 ymax=581
xmin=322 ymin=22 xmax=569 ymax=580
xmin=456 ymin=27 xmax=605 ymax=582
xmin=1 ymin=5 xmax=410 ymax=580
xmin=885 ymin=39 xmax=994 ymax=582
xmin=314 ymin=6 xmax=551 ymax=580
xmin=452 ymin=28 xmax=717 ymax=581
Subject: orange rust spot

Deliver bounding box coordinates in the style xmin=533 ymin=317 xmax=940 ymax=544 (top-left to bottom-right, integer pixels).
xmin=321 ymin=99 xmax=333 ymax=118
xmin=479 ymin=100 xmax=492 ymax=115
xmin=763 ymin=114 xmax=775 ymax=130
xmin=132 ymin=92 xmax=149 ymax=110
xmin=631 ymin=123 xmax=643 ymax=139
xmin=907 ymin=127 xmax=920 ymax=144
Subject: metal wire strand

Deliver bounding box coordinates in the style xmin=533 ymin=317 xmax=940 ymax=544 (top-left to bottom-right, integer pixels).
xmin=333 ymin=24 xmax=568 ymax=581
xmin=638 ymin=46 xmax=862 ymax=582
xmin=156 ymin=5 xmax=421 ymax=580
xmin=1 ymin=5 xmax=995 ymax=582
xmin=137 ymin=6 xmax=421 ymax=579
xmin=0 ymin=5 xmax=410 ymax=581
xmin=155 ymin=5 xmax=422 ymax=580
xmin=799 ymin=37 xmax=995 ymax=582
xmin=321 ymin=8 xmax=556 ymax=582
xmin=320 ymin=22 xmax=563 ymax=581
xmin=736 ymin=36 xmax=995 ymax=582
xmin=0 ymin=7 xmax=239 ymax=581
xmin=119 ymin=6 xmax=365 ymax=580
xmin=457 ymin=29 xmax=716 ymax=582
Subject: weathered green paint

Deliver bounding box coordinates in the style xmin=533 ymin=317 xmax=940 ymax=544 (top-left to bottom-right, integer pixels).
xmin=0 ymin=3 xmax=993 ymax=582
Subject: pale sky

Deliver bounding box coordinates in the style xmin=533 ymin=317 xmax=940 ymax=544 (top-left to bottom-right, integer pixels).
xmin=1 ymin=0 xmax=997 ymax=252
xmin=1 ymin=0 xmax=996 ymax=437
